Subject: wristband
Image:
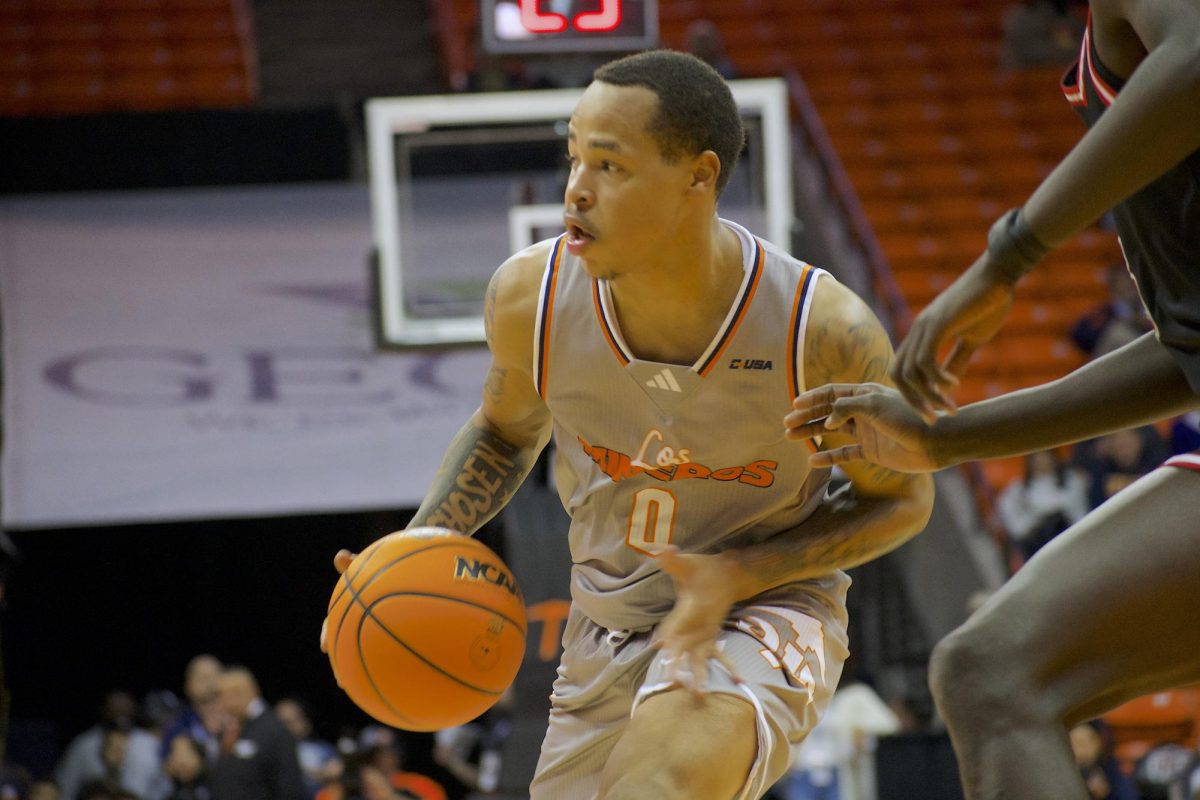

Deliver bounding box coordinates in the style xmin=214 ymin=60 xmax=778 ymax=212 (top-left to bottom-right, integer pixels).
xmin=986 ymin=208 xmax=1051 ymax=283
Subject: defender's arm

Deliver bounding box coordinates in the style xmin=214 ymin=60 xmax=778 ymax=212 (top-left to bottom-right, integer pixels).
xmin=720 ymin=280 xmax=935 ymax=595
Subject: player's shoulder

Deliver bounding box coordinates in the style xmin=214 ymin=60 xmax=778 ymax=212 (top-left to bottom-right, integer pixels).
xmin=490 ymin=239 xmax=556 ymax=310
xmin=808 ymin=270 xmax=878 ymax=329
xmin=486 ymin=238 xmax=558 ymax=364
xmin=804 ymin=271 xmax=893 ymax=384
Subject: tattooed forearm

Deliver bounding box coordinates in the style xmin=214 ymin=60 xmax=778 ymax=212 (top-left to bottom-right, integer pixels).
xmin=723 ymin=477 xmax=932 ymax=595
xmin=410 ymin=420 xmax=534 ymax=535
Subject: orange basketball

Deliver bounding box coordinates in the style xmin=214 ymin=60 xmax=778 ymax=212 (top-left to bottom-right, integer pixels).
xmin=326 ymin=527 xmax=526 ymax=732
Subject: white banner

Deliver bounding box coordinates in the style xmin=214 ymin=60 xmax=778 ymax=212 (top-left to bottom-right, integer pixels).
xmin=1 ymin=185 xmax=489 ymax=528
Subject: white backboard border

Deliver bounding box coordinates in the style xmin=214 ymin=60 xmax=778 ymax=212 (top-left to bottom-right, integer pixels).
xmin=367 ymin=80 xmax=793 ymax=349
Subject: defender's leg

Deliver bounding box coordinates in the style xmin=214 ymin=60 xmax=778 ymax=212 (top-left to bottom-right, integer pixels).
xmin=929 ymin=467 xmax=1200 ymax=800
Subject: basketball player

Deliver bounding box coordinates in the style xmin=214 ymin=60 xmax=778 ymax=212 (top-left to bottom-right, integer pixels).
xmin=323 ymin=51 xmax=934 ymax=799
xmin=784 ymin=1 xmax=1200 ymax=797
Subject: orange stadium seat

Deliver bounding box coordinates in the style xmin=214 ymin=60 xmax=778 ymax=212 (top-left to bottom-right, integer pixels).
xmin=165 ymin=10 xmax=237 ymax=39
xmin=30 ymin=0 xmax=98 ymax=11
xmin=30 ymin=44 xmax=107 ymax=72
xmin=1105 ymin=688 xmax=1200 ymax=774
xmin=978 ymin=457 xmax=1026 ymax=496
xmin=0 ymin=18 xmax=35 ymax=46
xmin=33 ymin=72 xmax=106 ymax=114
xmin=0 ymin=74 xmax=34 ymax=115
xmin=107 ymin=42 xmax=173 ymax=70
xmin=103 ymin=10 xmax=168 ymax=39
xmin=0 ymin=47 xmax=32 ymax=73
xmin=176 ymin=66 xmax=252 ymax=107
xmin=32 ymin=13 xmax=103 ymax=42
xmin=105 ymin=69 xmax=177 ymax=110
xmin=163 ymin=0 xmax=234 ymax=8
xmin=171 ymin=38 xmax=242 ymax=69
xmin=98 ymin=0 xmax=163 ymax=10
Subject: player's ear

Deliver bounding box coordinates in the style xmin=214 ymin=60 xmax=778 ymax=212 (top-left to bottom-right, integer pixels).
xmin=689 ymin=150 xmax=721 ymax=194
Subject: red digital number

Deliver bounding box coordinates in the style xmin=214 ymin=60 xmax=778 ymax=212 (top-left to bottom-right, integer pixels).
xmin=574 ymin=0 xmax=622 ymax=32
xmin=518 ymin=0 xmax=623 ymax=34
xmin=518 ymin=0 xmax=567 ymax=33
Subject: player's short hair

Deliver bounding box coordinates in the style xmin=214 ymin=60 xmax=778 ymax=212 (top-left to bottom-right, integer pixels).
xmin=593 ymin=49 xmax=745 ymax=196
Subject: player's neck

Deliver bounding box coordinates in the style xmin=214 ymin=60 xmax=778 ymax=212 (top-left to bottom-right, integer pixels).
xmin=607 ymin=219 xmax=744 ymax=365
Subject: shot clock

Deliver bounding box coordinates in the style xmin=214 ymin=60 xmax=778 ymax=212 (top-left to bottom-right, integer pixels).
xmin=481 ymin=0 xmax=659 ymax=54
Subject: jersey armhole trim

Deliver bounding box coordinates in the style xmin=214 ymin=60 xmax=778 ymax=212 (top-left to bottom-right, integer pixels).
xmin=789 ymin=265 xmax=822 ymax=454
xmin=533 ymin=237 xmax=565 ymax=399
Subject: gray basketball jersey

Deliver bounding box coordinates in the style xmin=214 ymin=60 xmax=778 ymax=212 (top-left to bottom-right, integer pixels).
xmin=532 ymin=219 xmax=850 ymax=632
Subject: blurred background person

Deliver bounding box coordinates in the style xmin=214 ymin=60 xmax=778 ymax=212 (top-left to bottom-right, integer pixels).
xmin=274 ymin=698 xmax=340 ymax=798
xmin=161 ymin=656 xmax=223 ymax=764
xmin=996 ymin=449 xmax=1089 ymax=560
xmin=208 ymin=666 xmax=305 ymax=800
xmin=163 ymin=735 xmax=209 ymax=800
xmin=55 ymin=691 xmax=167 ymax=800
xmin=684 ymin=19 xmax=739 ymax=79
xmin=1070 ymin=720 xmax=1139 ymax=800
xmin=1070 ymin=264 xmax=1154 ymax=360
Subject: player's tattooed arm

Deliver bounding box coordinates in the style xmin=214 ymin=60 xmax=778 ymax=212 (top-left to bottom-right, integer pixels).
xmin=721 ymin=282 xmax=935 ymax=593
xmin=409 ymin=418 xmax=537 ymax=534
xmin=410 ymin=246 xmax=553 ymax=535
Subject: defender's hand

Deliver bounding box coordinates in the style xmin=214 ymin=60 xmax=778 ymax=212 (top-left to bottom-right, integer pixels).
xmin=786 ymin=383 xmax=942 ymax=473
xmin=893 ymin=254 xmax=1015 ymax=421
xmin=319 ymin=549 xmax=356 ymax=653
xmin=652 ymin=547 xmax=742 ymax=696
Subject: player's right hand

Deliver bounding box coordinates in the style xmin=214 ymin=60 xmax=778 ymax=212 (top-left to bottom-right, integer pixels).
xmin=319 ymin=549 xmax=357 ymax=654
xmin=786 ymin=383 xmax=942 ymax=473
xmin=892 ymin=253 xmax=1015 ymax=422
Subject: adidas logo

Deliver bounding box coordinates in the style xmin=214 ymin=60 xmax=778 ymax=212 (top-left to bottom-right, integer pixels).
xmin=645 ymin=369 xmax=682 ymax=392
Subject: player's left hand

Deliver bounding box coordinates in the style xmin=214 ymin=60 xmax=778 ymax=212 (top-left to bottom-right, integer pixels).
xmin=652 ymin=546 xmax=743 ymax=696
xmin=319 ymin=549 xmax=357 ymax=654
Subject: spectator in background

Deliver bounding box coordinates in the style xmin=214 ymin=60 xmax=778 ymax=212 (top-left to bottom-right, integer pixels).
xmin=0 ymin=762 xmax=30 ymax=800
xmin=76 ymin=784 xmax=140 ymax=800
xmin=208 ymin=666 xmax=305 ymax=800
xmin=274 ymin=698 xmax=340 ymax=798
xmin=1000 ymin=0 xmax=1085 ymax=69
xmin=1073 ymin=427 xmax=1169 ymax=509
xmin=161 ymin=656 xmax=223 ymax=764
xmin=432 ymin=686 xmax=515 ymax=798
xmin=783 ymin=676 xmax=901 ymax=800
xmin=55 ymin=691 xmax=168 ymax=800
xmin=141 ymin=692 xmax=182 ymax=745
xmin=162 ymin=736 xmax=209 ymax=800
xmin=315 ymin=746 xmax=445 ymax=800
xmin=1070 ymin=720 xmax=1139 ymax=800
xmin=28 ymin=781 xmax=60 ymax=800
xmin=684 ymin=20 xmax=739 ymax=79
xmin=1070 ymin=265 xmax=1153 ymax=360
xmin=1168 ymin=411 xmax=1200 ymax=455
xmin=355 ymin=728 xmax=444 ymax=800
xmin=996 ymin=449 xmax=1089 ymax=560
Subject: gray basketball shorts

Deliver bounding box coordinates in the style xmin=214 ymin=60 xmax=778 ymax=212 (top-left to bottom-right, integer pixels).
xmin=530 ymin=600 xmax=849 ymax=800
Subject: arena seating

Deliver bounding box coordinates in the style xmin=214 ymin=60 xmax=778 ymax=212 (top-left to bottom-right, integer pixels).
xmin=0 ymin=0 xmax=257 ymax=115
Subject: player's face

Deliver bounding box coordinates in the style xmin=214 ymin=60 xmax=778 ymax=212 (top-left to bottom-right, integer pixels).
xmin=563 ymin=82 xmax=705 ymax=278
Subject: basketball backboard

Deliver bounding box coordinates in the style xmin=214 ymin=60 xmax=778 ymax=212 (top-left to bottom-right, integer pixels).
xmin=366 ymin=79 xmax=793 ymax=349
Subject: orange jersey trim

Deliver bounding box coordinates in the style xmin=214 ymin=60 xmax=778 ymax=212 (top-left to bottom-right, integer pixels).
xmin=592 ymin=278 xmax=631 ymax=366
xmin=535 ymin=238 xmax=564 ymax=398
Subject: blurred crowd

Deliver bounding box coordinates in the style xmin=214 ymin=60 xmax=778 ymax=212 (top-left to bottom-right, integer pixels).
xmin=995 ymin=263 xmax=1198 ymax=567
xmin=0 ymin=656 xmax=511 ymax=800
